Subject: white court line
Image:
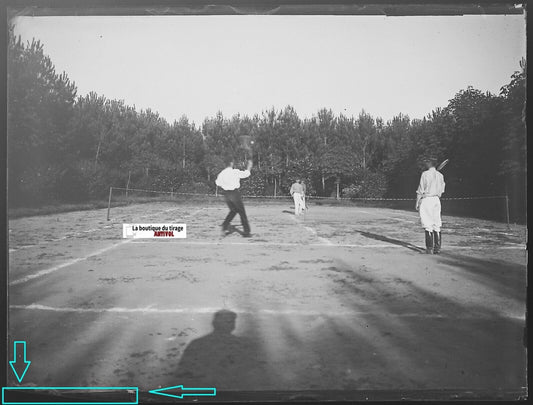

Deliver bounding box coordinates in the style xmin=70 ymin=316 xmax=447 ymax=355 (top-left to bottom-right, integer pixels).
xmin=303 ymin=226 xmax=332 ymax=244
xmin=9 ymin=240 xmax=133 ymax=286
xmin=117 ymin=206 xmax=205 ymax=223
xmin=8 ymin=205 xmax=190 ymax=252
xmin=10 ymin=207 xmax=206 ymax=285
xmin=9 ymin=245 xmax=36 ymax=252
xmin=318 ymin=237 xmax=334 ymax=245
xmin=291 ymin=216 xmax=333 ymax=245
xmin=129 ymin=240 xmax=525 ymax=250
xmin=9 ymin=303 xmax=525 ymax=321
xmin=9 ymin=228 xmax=108 ymax=252
xmin=303 ymin=226 xmax=316 ymax=235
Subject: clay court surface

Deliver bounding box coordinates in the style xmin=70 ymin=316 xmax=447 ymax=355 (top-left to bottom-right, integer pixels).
xmin=7 ymin=201 xmax=527 ymax=399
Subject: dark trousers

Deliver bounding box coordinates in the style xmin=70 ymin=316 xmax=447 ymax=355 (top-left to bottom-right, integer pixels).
xmin=222 ymin=189 xmax=250 ymax=234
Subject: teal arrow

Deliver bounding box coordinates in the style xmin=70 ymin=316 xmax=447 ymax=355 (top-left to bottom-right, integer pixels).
xmin=149 ymin=385 xmax=216 ymax=399
xmin=9 ymin=341 xmax=31 ymax=383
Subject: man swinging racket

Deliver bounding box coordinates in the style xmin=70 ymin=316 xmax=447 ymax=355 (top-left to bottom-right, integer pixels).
xmin=416 ymin=156 xmax=446 ymax=254
xmin=216 ymin=156 xmax=253 ymax=238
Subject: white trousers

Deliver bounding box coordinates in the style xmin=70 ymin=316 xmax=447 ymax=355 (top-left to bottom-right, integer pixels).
xmin=293 ymin=192 xmax=304 ymax=215
xmin=419 ymin=196 xmax=441 ymax=232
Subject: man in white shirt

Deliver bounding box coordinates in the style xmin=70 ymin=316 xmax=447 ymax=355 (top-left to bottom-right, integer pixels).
xmin=301 ymin=181 xmax=307 ymax=211
xmin=290 ymin=179 xmax=305 ymax=216
xmin=215 ymin=157 xmax=253 ymax=237
xmin=416 ymin=156 xmax=445 ymax=254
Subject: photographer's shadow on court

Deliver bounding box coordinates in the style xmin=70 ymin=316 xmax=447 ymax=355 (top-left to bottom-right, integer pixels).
xmin=176 ymin=309 xmax=269 ymax=390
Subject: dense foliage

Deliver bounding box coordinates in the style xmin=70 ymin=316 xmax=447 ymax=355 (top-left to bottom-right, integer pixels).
xmin=7 ymin=31 xmax=526 ymax=221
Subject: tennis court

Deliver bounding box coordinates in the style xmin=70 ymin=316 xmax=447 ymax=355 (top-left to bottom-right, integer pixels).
xmin=8 ymin=199 xmax=527 ymax=399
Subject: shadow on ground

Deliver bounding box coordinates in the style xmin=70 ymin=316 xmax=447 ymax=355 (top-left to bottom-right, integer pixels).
xmin=435 ymin=252 xmax=527 ymax=299
xmin=224 ymin=224 xmax=246 ymax=236
xmin=175 ymin=309 xmax=270 ymax=390
xmin=220 ymin=251 xmax=526 ymax=393
xmin=354 ymin=229 xmax=425 ymax=253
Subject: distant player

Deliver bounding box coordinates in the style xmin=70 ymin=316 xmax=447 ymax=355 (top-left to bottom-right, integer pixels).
xmin=416 ymin=156 xmax=445 ymax=254
xmin=301 ymin=181 xmax=307 ymax=211
xmin=290 ymin=179 xmax=305 ymax=216
xmin=215 ymin=157 xmax=253 ymax=237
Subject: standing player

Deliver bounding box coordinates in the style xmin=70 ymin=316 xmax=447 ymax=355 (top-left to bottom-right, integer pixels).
xmin=301 ymin=181 xmax=307 ymax=211
xmin=416 ymin=156 xmax=445 ymax=254
xmin=290 ymin=179 xmax=305 ymax=216
xmin=216 ymin=157 xmax=253 ymax=237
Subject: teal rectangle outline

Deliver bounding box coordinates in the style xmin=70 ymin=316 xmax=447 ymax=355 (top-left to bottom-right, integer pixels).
xmin=2 ymin=387 xmax=138 ymax=405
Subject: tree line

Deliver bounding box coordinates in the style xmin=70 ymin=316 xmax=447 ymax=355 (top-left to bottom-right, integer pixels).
xmin=7 ymin=30 xmax=526 ymax=221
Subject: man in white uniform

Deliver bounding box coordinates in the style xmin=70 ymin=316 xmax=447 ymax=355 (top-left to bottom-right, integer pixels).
xmin=216 ymin=157 xmax=253 ymax=237
xmin=290 ymin=179 xmax=305 ymax=216
xmin=301 ymin=181 xmax=307 ymax=211
xmin=416 ymin=156 xmax=445 ymax=254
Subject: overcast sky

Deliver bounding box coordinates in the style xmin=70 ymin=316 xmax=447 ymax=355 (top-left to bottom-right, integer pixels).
xmin=12 ymin=14 xmax=526 ymax=126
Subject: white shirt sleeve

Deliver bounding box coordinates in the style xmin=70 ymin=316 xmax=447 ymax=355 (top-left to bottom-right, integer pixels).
xmin=438 ymin=173 xmax=445 ymax=196
xmin=236 ymin=169 xmax=251 ymax=179
xmin=416 ymin=173 xmax=426 ymax=196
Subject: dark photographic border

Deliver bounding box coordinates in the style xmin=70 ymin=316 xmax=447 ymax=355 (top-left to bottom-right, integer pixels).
xmin=1 ymin=1 xmax=528 ymax=404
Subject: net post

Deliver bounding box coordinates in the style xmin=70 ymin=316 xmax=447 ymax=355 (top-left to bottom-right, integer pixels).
xmin=505 ymin=194 xmax=510 ymax=229
xmin=171 ymin=187 xmax=173 ymax=198
xmin=126 ymin=170 xmax=131 ymax=197
xmin=107 ymin=187 xmax=113 ymax=221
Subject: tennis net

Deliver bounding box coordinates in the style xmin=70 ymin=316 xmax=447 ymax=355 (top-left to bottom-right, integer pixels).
xmin=106 ymin=186 xmax=512 ymax=224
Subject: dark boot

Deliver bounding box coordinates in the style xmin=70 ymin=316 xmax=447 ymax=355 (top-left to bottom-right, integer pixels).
xmin=425 ymin=231 xmax=434 ymax=254
xmin=433 ymin=231 xmax=441 ymax=254
xmin=221 ymin=225 xmax=231 ymax=236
